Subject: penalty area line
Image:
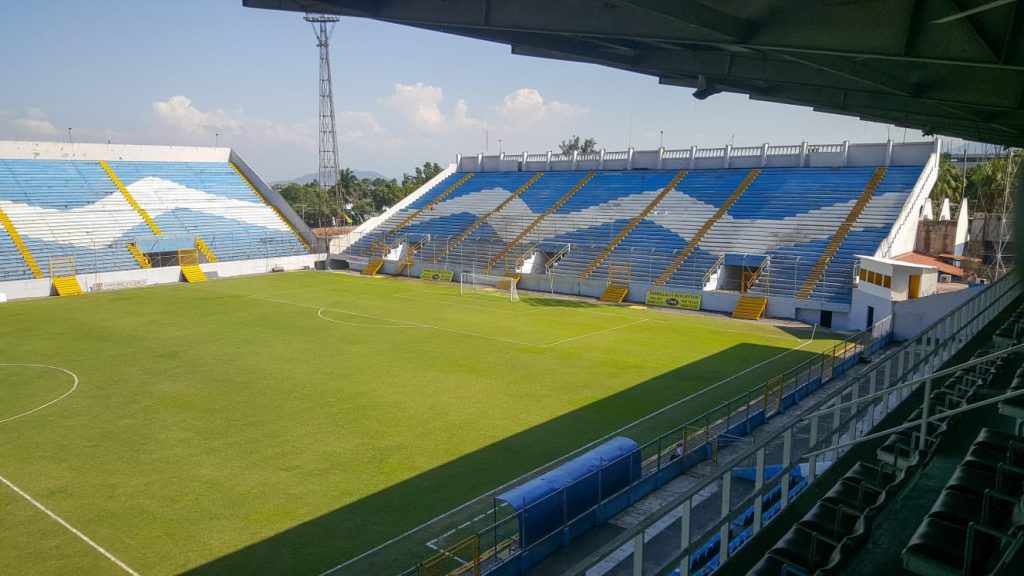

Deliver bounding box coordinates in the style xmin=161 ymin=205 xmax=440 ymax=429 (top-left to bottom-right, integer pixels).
xmin=0 ymin=474 xmax=140 ymax=576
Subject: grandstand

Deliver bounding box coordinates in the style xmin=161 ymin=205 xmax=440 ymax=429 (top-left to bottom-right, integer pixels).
xmin=333 ymin=140 xmax=937 ymax=331
xmin=0 ymin=141 xmax=318 ymax=298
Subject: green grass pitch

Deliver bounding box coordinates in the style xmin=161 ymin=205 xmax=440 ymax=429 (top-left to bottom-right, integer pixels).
xmin=0 ymin=271 xmax=841 ymax=575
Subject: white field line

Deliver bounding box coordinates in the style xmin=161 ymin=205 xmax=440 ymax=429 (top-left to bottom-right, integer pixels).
xmin=253 ymin=295 xmax=649 ymax=350
xmin=317 ymin=308 xmax=427 ymax=329
xmin=0 ymin=364 xmax=79 ymax=424
xmin=0 ymin=474 xmax=140 ymax=576
xmin=542 ymin=319 xmax=649 ymax=347
xmin=317 ymin=337 xmax=816 ymax=576
xmin=428 ymin=509 xmax=493 ymax=547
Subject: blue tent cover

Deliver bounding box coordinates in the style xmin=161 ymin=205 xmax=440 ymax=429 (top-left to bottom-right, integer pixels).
xmin=495 ymin=436 xmax=639 ymax=512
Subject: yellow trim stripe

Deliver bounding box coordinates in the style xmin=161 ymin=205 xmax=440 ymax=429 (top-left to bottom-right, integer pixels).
xmin=99 ymin=160 xmax=162 ymax=237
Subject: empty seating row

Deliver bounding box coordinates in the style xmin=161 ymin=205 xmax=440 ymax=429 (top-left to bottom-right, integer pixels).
xmin=347 ymin=166 xmax=923 ymax=305
xmin=749 ymin=322 xmax=1018 ymax=576
xmin=902 ymin=426 xmax=1024 ymax=575
xmin=749 ymin=460 xmax=910 ymax=575
xmin=0 ymin=159 xmax=308 ymax=280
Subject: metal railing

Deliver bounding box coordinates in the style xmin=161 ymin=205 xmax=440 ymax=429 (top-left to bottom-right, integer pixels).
xmin=565 ymin=271 xmax=1019 ymax=576
xmin=401 ymin=314 xmax=898 ymax=576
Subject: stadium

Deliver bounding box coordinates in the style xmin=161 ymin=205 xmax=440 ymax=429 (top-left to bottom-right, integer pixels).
xmin=1 ymin=2 xmax=1022 ymax=576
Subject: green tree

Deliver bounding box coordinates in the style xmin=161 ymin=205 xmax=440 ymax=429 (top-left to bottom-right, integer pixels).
xmin=559 ymin=135 xmax=598 ymax=155
xmin=967 ymin=151 xmax=1021 ymax=212
xmin=931 ymin=153 xmax=965 ymax=203
xmin=401 ymin=162 xmax=443 ymax=193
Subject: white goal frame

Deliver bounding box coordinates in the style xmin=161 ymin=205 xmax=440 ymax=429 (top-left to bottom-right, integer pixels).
xmin=460 ymin=272 xmax=519 ymax=302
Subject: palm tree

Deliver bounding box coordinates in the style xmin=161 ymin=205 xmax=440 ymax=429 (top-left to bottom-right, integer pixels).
xmin=967 ymin=152 xmax=1020 ymax=213
xmin=931 ymin=154 xmax=964 ymax=203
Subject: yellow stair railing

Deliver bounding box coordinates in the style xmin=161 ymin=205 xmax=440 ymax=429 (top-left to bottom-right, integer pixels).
xmin=0 ymin=207 xmax=43 ymax=278
xmin=485 ymin=171 xmax=596 ymax=272
xmin=99 ymin=160 xmax=162 ymax=237
xmin=230 ymin=162 xmax=313 ymax=253
xmin=654 ymin=168 xmax=761 ymax=286
xmin=732 ymin=296 xmax=767 ymax=320
xmin=196 ymin=237 xmax=218 ymax=263
xmin=52 ymin=276 xmax=83 ymax=296
xmin=178 ymin=248 xmax=207 ymax=282
xmin=578 ymin=169 xmax=687 ymax=279
xmin=742 ymin=257 xmax=770 ymax=293
xmin=431 ymin=172 xmax=543 ymax=264
xmin=386 ymin=173 xmax=475 ymax=239
xmin=394 ymin=236 xmax=430 ymax=275
xmin=126 ymin=243 xmax=151 ymax=269
xmin=600 ymin=285 xmax=629 ymax=304
xmin=362 ymin=259 xmax=384 ymax=276
xmin=796 ymin=167 xmax=887 ymax=299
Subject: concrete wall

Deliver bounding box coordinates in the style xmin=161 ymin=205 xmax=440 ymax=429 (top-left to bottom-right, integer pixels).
xmin=916 ymin=220 xmax=958 ymax=255
xmin=955 ymin=201 xmax=969 ymax=256
xmin=0 ymin=140 xmax=230 ymax=162
xmin=457 ymin=140 xmax=934 ymax=174
xmin=849 ymin=288 xmax=894 ymax=332
xmin=892 ymin=285 xmax=984 ymax=341
xmin=229 ymin=150 xmax=317 ymax=249
xmin=877 ymin=144 xmax=941 ymax=257
xmin=0 ymin=254 xmax=322 ymax=302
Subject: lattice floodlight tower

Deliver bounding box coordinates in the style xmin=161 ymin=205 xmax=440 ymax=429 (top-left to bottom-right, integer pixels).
xmin=305 ymin=13 xmax=343 ymax=214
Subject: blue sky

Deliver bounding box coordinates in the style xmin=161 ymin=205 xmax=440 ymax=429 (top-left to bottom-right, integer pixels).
xmin=0 ymin=0 xmax=935 ymax=181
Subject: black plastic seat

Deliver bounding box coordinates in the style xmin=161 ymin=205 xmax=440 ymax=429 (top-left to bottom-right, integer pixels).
xmin=768 ymin=525 xmax=839 ymax=573
xmin=926 ymin=489 xmax=985 ymax=527
xmin=903 ymin=517 xmax=1003 ymax=575
xmin=844 ymin=461 xmax=898 ymax=489
xmin=821 ymin=478 xmax=884 ymax=513
xmin=798 ymin=501 xmax=867 ymax=541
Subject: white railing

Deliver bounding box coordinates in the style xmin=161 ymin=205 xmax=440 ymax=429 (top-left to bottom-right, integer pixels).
xmin=604 ymin=151 xmax=629 ymax=160
xmin=767 ymin=145 xmax=801 ymax=155
xmin=730 ymin=146 xmax=761 ymax=157
xmin=809 ymin=144 xmax=844 ymax=154
xmin=695 ymin=147 xmax=726 ymax=158
xmin=663 ymin=149 xmax=691 ymax=160
xmin=525 ymin=153 xmax=547 ymax=162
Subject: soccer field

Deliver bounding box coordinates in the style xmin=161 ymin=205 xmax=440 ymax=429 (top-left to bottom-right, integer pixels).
xmin=0 ymin=271 xmax=842 ymax=575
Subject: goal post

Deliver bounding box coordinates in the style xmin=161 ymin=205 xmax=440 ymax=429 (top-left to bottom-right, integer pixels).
xmin=460 ymin=272 xmax=519 ymax=302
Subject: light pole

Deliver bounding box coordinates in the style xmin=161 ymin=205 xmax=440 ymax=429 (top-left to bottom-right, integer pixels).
xmin=660 ymin=130 xmax=664 ymax=148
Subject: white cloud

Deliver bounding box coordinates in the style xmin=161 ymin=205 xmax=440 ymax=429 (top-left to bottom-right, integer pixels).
xmin=381 ymin=82 xmax=486 ymax=133
xmin=12 ymin=107 xmax=59 ymax=137
xmin=493 ymin=88 xmax=587 ymax=132
xmin=336 ymin=111 xmax=383 ymax=144
xmin=152 ymin=95 xmax=311 ymax=147
xmin=14 ymin=117 xmax=58 ymax=137
xmin=452 ymin=99 xmax=487 ymax=131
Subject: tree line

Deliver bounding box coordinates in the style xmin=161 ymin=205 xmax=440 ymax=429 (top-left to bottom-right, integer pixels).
xmin=273 ymin=162 xmax=443 ymax=227
xmin=276 ymin=135 xmax=597 ymax=228
xmin=930 ymin=150 xmax=1021 ymax=213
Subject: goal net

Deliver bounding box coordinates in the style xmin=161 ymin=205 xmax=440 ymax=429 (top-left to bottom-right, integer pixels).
xmin=460 ymin=272 xmax=519 ymax=302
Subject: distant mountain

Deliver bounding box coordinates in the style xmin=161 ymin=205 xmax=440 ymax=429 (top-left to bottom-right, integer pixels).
xmin=274 ymin=170 xmax=389 ymax=185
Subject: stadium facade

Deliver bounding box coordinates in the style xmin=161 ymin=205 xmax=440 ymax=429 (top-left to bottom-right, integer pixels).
xmin=0 ymin=140 xmax=320 ymax=300
xmin=332 ymin=139 xmax=959 ymax=333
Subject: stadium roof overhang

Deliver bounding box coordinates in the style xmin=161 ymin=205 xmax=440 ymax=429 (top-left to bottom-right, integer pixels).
xmin=244 ymin=0 xmax=1024 ymax=149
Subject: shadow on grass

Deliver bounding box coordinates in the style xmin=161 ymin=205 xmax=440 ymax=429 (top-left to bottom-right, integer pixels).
xmin=183 ymin=343 xmax=821 ymax=576
xmin=776 ymin=325 xmax=844 ymax=341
